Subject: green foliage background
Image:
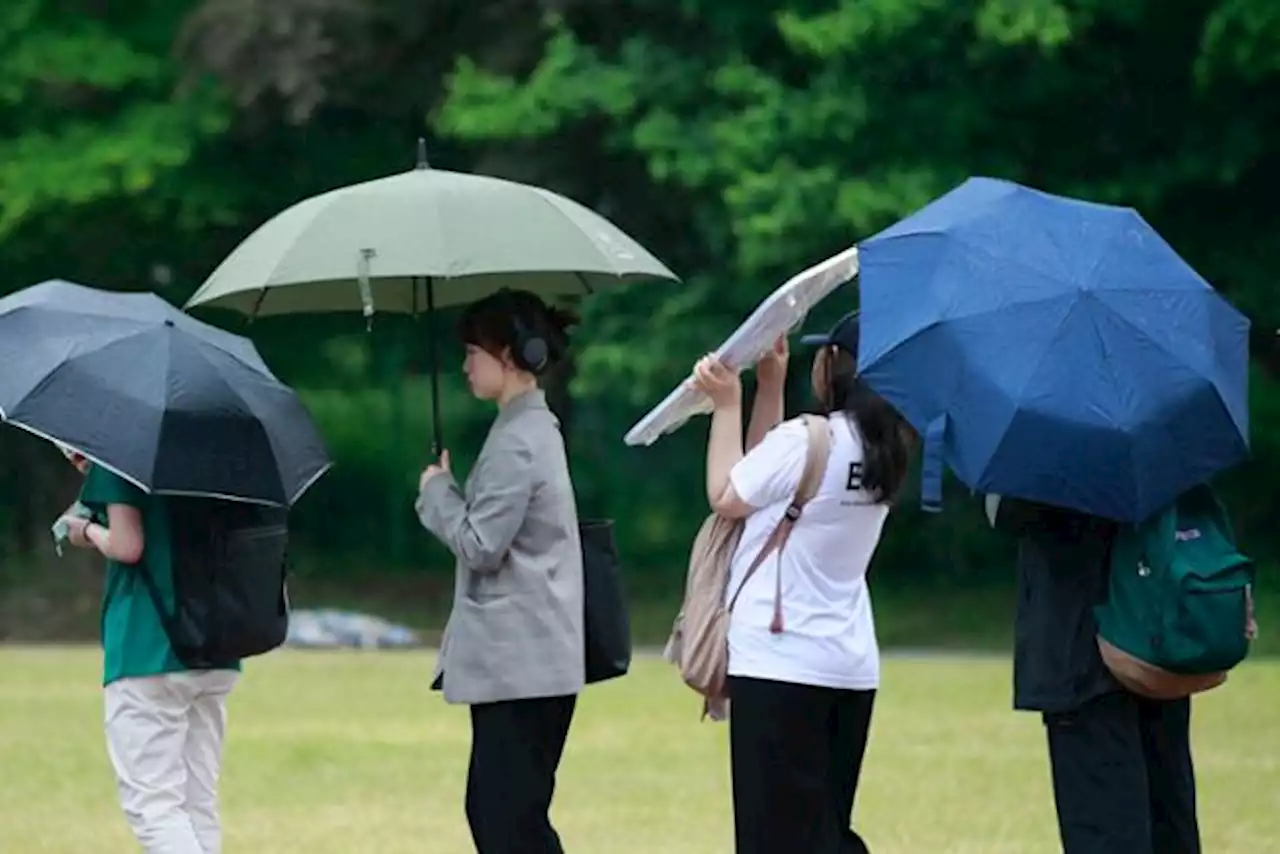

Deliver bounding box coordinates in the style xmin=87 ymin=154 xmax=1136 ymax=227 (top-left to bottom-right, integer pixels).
xmin=1 ymin=0 xmax=1276 ymax=614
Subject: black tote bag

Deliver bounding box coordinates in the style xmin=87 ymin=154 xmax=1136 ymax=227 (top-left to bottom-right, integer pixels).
xmin=580 ymin=518 xmax=632 ymax=684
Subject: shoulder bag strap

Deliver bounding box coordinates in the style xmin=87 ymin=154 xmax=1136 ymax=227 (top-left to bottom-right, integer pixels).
xmin=91 ymin=506 xmax=182 ymax=647
xmin=727 ymin=415 xmax=832 ymax=634
xmin=132 ymin=558 xmax=183 ymax=648
xmin=794 ymin=415 xmax=832 ymax=505
xmin=726 ymin=522 xmax=779 ymax=613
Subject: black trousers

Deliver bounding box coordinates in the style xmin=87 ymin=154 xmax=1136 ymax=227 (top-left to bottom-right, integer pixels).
xmin=1043 ymin=691 xmax=1199 ymax=854
xmin=728 ymin=676 xmax=876 ymax=854
xmin=466 ymin=694 xmax=577 ymax=854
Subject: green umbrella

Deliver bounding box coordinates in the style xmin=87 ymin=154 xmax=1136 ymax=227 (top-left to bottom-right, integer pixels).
xmin=186 ymin=141 xmax=679 ymax=449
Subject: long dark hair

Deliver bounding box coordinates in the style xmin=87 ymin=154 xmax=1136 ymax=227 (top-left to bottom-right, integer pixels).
xmin=456 ymin=289 xmax=580 ymax=374
xmin=817 ymin=336 xmax=915 ymax=504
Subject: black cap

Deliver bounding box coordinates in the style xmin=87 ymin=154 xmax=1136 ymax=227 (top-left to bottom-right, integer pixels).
xmin=800 ymin=309 xmax=860 ymax=350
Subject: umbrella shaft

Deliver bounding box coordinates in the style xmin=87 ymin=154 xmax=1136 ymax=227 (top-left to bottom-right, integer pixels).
xmin=426 ymin=277 xmax=443 ymax=455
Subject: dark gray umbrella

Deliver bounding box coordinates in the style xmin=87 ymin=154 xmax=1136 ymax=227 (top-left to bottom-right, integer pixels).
xmin=0 ymin=280 xmax=331 ymax=506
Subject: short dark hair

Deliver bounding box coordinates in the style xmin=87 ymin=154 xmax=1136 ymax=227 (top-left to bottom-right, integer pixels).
xmin=456 ymin=289 xmax=580 ymax=372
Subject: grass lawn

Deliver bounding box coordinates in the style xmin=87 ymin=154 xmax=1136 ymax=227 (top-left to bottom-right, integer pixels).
xmin=0 ymin=649 xmax=1277 ymax=853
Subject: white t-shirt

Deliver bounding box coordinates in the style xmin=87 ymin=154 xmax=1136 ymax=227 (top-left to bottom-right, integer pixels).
xmin=725 ymin=415 xmax=887 ymax=690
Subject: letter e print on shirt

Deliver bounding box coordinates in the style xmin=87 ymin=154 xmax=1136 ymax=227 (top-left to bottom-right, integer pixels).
xmin=846 ymin=461 xmax=863 ymax=491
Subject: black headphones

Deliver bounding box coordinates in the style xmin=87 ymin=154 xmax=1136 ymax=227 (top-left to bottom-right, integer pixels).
xmin=498 ymin=290 xmax=550 ymax=375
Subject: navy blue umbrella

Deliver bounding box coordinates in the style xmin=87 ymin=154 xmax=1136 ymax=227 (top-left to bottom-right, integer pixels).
xmin=0 ymin=280 xmax=331 ymax=506
xmin=856 ymin=177 xmax=1250 ymax=523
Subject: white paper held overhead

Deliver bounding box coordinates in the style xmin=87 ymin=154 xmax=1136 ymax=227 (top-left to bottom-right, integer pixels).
xmin=624 ymin=246 xmax=859 ymax=447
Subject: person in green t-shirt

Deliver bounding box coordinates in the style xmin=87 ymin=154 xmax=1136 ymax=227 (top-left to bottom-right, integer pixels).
xmin=58 ymin=448 xmax=240 ymax=854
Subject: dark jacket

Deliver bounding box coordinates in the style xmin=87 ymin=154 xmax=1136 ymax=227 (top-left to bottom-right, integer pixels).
xmin=989 ymin=495 xmax=1121 ymax=714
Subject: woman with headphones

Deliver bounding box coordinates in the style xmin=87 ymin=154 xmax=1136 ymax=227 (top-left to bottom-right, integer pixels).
xmin=691 ymin=310 xmax=916 ymax=854
xmin=416 ymin=288 xmax=583 ymax=854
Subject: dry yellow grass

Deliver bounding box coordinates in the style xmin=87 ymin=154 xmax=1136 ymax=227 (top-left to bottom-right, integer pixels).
xmin=0 ymin=647 xmax=1276 ymax=853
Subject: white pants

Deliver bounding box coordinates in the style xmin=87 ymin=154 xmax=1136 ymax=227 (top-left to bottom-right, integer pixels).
xmin=104 ymin=670 xmax=238 ymax=854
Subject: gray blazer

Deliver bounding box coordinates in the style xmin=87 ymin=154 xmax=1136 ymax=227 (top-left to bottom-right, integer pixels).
xmin=416 ymin=389 xmax=585 ymax=705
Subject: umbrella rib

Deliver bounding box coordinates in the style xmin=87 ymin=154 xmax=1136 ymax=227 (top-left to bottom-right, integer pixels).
xmin=183 ymin=340 xmax=329 ymax=505
xmin=4 ymin=324 xmax=161 ymax=411
xmin=1088 ymin=303 xmax=1162 ymax=518
xmin=866 ymin=293 xmax=1077 ymax=371
xmin=167 ymin=310 xmax=281 ymax=379
xmin=1077 ymin=223 xmax=1126 ymax=296
xmin=1001 ymin=294 xmax=1127 ymax=426
xmin=183 ymin=343 xmax=283 ymax=454
xmin=288 ymin=460 xmax=335 ymax=506
xmin=864 ymin=235 xmax=1082 ymax=358
xmin=970 ymin=294 xmax=1094 ymax=485
xmin=223 ymin=193 xmax=342 ymax=303
xmin=153 ymin=488 xmax=294 ymax=507
xmin=202 ymin=335 xmax=281 ymax=380
xmin=530 ymin=191 xmax=629 ymax=279
xmin=161 ymin=343 xmax=290 ymax=503
xmin=0 ymin=417 xmax=153 ymax=493
xmin=1091 ymin=297 xmax=1228 ymax=390
xmin=938 ymin=293 xmax=1076 ymax=326
xmin=944 ymin=236 xmax=1083 ymax=297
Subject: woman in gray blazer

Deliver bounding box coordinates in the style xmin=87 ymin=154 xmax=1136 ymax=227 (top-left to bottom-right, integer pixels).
xmin=416 ymin=288 xmax=585 ymax=854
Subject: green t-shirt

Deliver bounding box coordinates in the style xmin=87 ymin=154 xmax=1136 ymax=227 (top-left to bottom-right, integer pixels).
xmin=78 ymin=465 xmax=241 ymax=686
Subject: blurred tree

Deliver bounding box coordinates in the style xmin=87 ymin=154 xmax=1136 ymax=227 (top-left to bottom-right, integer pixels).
xmin=430 ymin=0 xmax=1280 ymax=572
xmin=0 ymin=0 xmax=231 ymax=239
xmin=1 ymin=0 xmax=1276 ymax=589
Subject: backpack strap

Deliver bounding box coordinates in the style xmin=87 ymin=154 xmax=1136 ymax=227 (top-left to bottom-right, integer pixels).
xmin=726 ymin=415 xmax=831 ymax=633
xmin=132 ymin=560 xmax=183 ymax=651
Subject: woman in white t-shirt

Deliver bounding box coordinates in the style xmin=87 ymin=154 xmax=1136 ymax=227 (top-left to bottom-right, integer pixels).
xmin=691 ymin=309 xmax=914 ymax=854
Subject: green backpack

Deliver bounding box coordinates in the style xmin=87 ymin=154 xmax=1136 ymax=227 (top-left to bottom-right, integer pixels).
xmin=1095 ymin=485 xmax=1257 ymax=699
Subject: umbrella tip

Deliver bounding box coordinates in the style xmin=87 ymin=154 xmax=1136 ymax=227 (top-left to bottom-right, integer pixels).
xmin=416 ymin=138 xmax=429 ymax=170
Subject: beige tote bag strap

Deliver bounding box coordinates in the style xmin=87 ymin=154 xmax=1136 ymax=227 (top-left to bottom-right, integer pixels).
xmin=726 ymin=523 xmax=783 ymax=613
xmin=727 ymin=416 xmax=832 ymax=630
xmin=794 ymin=415 xmax=831 ymax=504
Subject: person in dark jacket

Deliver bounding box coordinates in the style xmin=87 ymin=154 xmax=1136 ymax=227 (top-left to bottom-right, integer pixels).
xmin=986 ymin=494 xmax=1201 ymax=854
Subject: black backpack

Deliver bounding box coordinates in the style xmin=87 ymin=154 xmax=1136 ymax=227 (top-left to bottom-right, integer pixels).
xmin=136 ymin=497 xmax=291 ymax=669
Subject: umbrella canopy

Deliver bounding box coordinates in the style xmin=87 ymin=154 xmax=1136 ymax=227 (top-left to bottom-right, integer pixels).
xmin=184 ymin=145 xmax=679 ymax=457
xmin=856 ymin=177 xmax=1251 ymax=523
xmin=0 ymin=280 xmax=332 ymax=506
xmin=184 ymin=155 xmax=679 ymax=318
